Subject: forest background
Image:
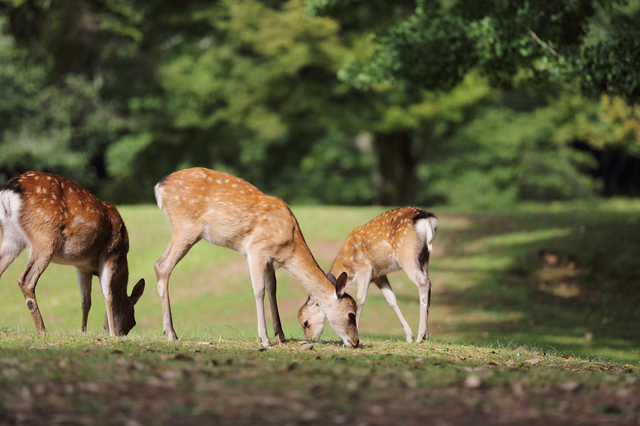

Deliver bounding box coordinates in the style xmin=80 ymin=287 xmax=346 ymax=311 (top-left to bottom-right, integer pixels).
xmin=1 ymin=0 xmax=640 ymax=208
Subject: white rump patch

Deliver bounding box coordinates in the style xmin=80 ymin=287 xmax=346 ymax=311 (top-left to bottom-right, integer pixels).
xmin=415 ymin=215 xmax=438 ymax=252
xmin=0 ymin=190 xmax=22 ymax=221
xmin=154 ymin=183 xmax=164 ymax=211
xmin=0 ymin=190 xmax=28 ymax=255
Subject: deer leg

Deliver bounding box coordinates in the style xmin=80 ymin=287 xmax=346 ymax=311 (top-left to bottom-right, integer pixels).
xmin=400 ymin=260 xmax=432 ymax=343
xmin=265 ymin=264 xmax=284 ymax=342
xmin=154 ymin=234 xmax=199 ymax=341
xmin=414 ymin=270 xmax=432 ymax=343
xmin=354 ymin=274 xmax=372 ymax=329
xmin=18 ymin=251 xmax=54 ymax=334
xmin=247 ymin=254 xmax=271 ymax=348
xmin=373 ymin=276 xmax=414 ymax=343
xmin=417 ymin=279 xmax=432 ymax=343
xmin=97 ymin=260 xmax=118 ymax=337
xmin=77 ymin=270 xmax=93 ymax=333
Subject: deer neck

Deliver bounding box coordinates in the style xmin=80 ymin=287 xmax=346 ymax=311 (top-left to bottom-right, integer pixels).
xmin=106 ymin=254 xmax=131 ymax=303
xmin=328 ymin=256 xmax=346 ymax=279
xmin=282 ymin=229 xmax=336 ymax=301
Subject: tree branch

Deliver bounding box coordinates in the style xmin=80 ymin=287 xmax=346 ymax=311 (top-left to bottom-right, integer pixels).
xmin=525 ymin=25 xmax=559 ymax=58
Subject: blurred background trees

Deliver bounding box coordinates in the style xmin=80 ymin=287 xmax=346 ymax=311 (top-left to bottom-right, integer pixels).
xmin=1 ymin=0 xmax=639 ymax=206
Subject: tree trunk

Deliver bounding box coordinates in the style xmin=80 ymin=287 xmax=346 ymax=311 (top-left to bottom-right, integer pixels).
xmin=375 ymin=131 xmax=417 ymax=206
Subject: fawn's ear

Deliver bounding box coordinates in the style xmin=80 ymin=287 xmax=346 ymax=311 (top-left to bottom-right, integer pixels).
xmin=304 ymin=295 xmax=319 ymax=307
xmin=326 ymin=272 xmax=337 ymax=284
xmin=335 ymin=272 xmax=348 ymax=297
xmin=130 ymin=279 xmax=145 ymax=305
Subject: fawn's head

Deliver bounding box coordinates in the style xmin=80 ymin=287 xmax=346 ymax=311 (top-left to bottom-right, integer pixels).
xmin=298 ymin=294 xmax=326 ymax=341
xmin=301 ymin=272 xmax=358 ymax=347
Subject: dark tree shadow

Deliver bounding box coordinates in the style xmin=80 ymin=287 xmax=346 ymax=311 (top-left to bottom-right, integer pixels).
xmin=363 ymin=208 xmax=640 ymax=363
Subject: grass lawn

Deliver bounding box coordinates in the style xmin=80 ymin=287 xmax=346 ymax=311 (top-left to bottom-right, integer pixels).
xmin=1 ymin=201 xmax=639 ymax=424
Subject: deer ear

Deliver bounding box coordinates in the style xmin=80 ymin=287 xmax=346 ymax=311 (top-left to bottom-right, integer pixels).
xmin=305 ymin=295 xmax=318 ymax=307
xmin=326 ymin=272 xmax=337 ymax=284
xmin=130 ymin=279 xmax=145 ymax=305
xmin=335 ymin=272 xmax=348 ymax=297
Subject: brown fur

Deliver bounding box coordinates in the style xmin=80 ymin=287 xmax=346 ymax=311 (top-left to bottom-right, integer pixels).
xmin=0 ymin=171 xmax=145 ymax=335
xmin=298 ymin=207 xmax=437 ymax=343
xmin=154 ymin=167 xmax=358 ymax=347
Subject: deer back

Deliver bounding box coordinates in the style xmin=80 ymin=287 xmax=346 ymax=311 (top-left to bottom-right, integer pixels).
xmin=331 ymin=207 xmax=438 ymax=281
xmin=13 ymin=173 xmax=126 ymax=269
xmin=155 ymin=167 xmax=302 ymax=260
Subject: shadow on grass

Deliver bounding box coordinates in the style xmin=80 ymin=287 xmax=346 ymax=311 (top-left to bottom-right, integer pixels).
xmin=424 ymin=207 xmax=640 ymax=364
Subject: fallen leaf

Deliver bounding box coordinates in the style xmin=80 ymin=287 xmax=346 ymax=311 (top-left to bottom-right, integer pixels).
xmin=77 ymin=382 xmax=101 ymax=393
xmin=464 ymin=374 xmax=482 ymax=389
xmin=563 ymin=355 xmax=573 ymax=361
xmin=511 ymin=382 xmax=525 ymax=397
xmin=2 ymin=368 xmax=19 ymax=377
xmin=524 ymin=358 xmax=541 ymax=365
xmin=161 ymin=369 xmax=183 ymax=380
xmin=559 ymin=380 xmax=582 ymax=392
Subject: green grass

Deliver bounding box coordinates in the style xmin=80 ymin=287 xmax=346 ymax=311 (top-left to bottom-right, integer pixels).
xmin=1 ymin=201 xmax=640 ymax=423
xmin=2 ymin=202 xmax=640 ymax=361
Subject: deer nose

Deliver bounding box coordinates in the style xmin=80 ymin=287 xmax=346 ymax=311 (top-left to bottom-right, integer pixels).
xmin=347 ymin=337 xmax=359 ymax=348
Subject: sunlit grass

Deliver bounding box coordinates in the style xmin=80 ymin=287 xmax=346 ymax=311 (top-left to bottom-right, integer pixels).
xmin=2 ymin=201 xmax=640 ymax=365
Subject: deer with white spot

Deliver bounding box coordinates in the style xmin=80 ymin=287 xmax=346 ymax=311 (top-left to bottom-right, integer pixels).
xmin=0 ymin=171 xmax=145 ymax=335
xmin=153 ymin=167 xmax=359 ymax=348
xmin=298 ymin=207 xmax=437 ymax=343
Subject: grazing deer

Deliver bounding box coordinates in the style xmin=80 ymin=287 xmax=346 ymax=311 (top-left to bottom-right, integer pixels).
xmin=153 ymin=167 xmax=359 ymax=348
xmin=298 ymin=207 xmax=437 ymax=343
xmin=0 ymin=172 xmax=145 ymax=336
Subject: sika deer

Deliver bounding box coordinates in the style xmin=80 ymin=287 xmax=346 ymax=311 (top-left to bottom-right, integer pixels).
xmin=0 ymin=171 xmax=145 ymax=335
xmin=298 ymin=207 xmax=437 ymax=343
xmin=153 ymin=167 xmax=359 ymax=347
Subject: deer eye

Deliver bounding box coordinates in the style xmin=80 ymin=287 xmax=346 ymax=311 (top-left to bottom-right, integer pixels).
xmin=303 ymin=320 xmax=309 ymax=328
xmin=348 ymin=313 xmax=356 ymax=324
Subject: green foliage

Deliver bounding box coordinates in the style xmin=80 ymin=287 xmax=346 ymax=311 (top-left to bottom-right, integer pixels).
xmin=578 ymin=1 xmax=640 ymax=103
xmin=341 ymin=12 xmax=476 ymax=91
xmin=280 ymin=130 xmax=377 ymax=204
xmin=421 ymin=91 xmax=602 ymax=207
xmin=555 ymin=94 xmax=640 ymax=156
xmin=0 ymin=22 xmax=123 ymax=188
xmin=313 ymin=0 xmax=640 ymax=106
xmin=0 ymin=0 xmax=638 ymax=205
xmin=103 ymin=0 xmax=373 ymax=204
